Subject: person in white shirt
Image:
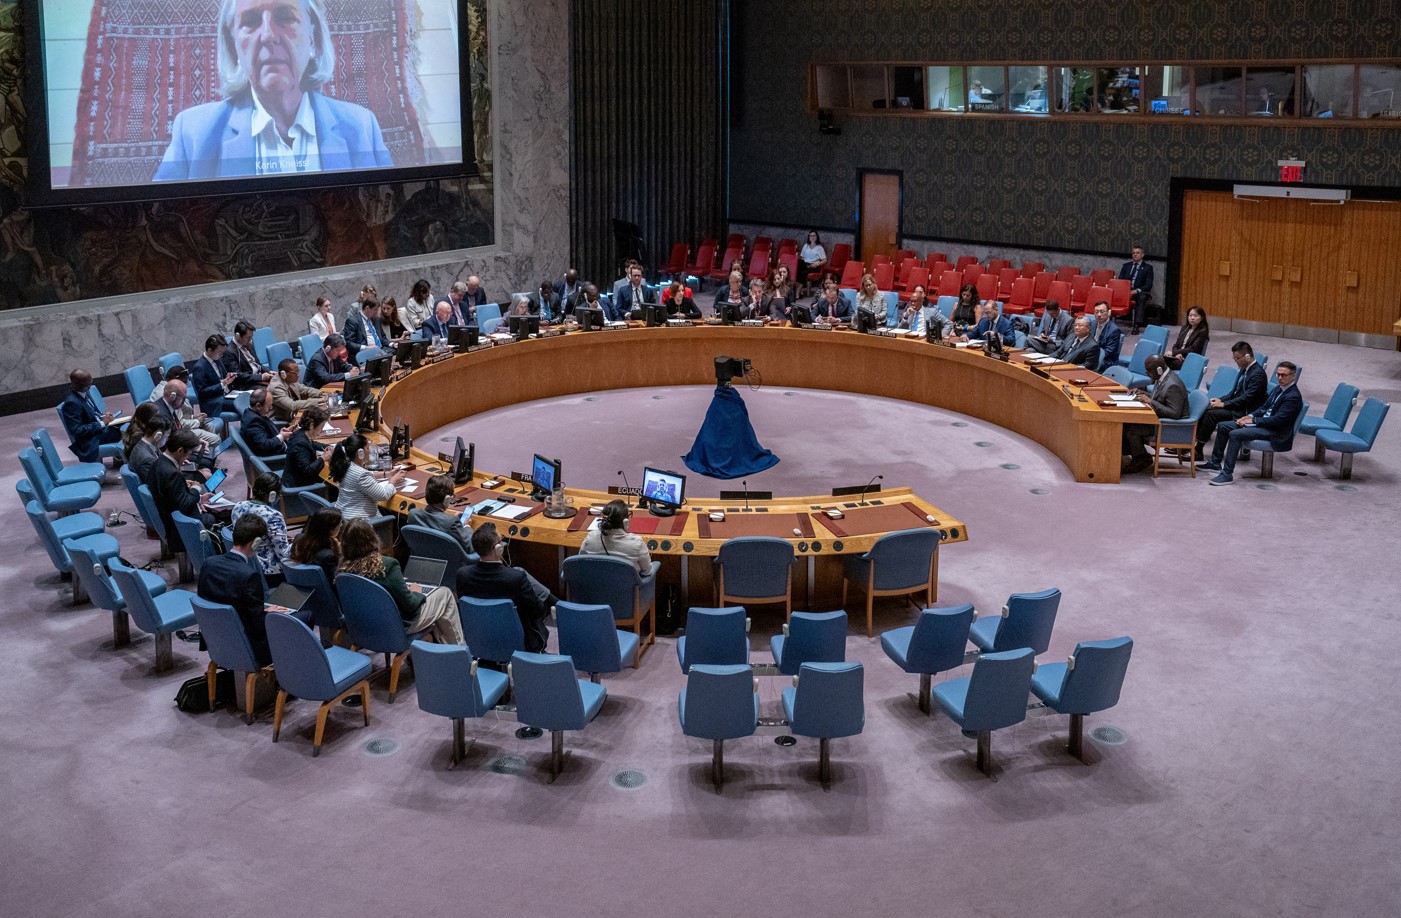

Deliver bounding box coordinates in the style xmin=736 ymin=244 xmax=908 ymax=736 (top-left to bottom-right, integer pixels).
xmin=401 ymin=279 xmax=433 ymax=334
xmin=799 ymin=229 xmax=827 ymax=282
xmin=329 ymin=432 xmax=402 ymax=522
xmin=308 ymin=295 xmax=337 ymax=340
xmin=579 ymin=500 xmax=655 ymax=576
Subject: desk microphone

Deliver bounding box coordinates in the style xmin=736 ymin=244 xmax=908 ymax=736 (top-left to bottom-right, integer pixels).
xmin=617 ymin=469 xmax=632 ymax=508
xmin=742 ymin=479 xmax=749 ymax=512
xmin=859 ymin=474 xmax=884 ymax=506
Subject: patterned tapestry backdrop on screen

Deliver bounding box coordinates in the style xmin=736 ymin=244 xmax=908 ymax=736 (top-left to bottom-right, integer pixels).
xmin=0 ymin=0 xmax=493 ymax=312
xmin=728 ymin=0 xmax=1401 ymax=258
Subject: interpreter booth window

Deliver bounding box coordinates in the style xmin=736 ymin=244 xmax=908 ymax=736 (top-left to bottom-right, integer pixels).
xmin=1100 ymin=67 xmax=1142 ymax=113
xmin=1302 ymin=65 xmax=1354 ymax=118
xmin=813 ymin=65 xmax=852 ymax=110
xmin=1144 ymin=65 xmax=1191 ymax=114
xmin=1056 ymin=67 xmax=1096 ymax=112
xmin=889 ymin=66 xmax=925 ymax=110
xmin=1194 ymin=67 xmax=1244 ymax=116
xmin=1008 ymin=66 xmax=1049 ymax=113
xmin=967 ymin=67 xmax=1006 ymax=112
xmin=851 ymin=65 xmax=890 ymax=109
xmin=1245 ymin=67 xmax=1297 ymax=116
xmin=1359 ymin=64 xmax=1401 ymax=118
xmin=926 ymin=66 xmax=967 ymax=112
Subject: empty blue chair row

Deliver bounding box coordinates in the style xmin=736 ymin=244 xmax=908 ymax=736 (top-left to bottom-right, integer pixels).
xmin=1316 ymin=397 xmax=1389 ymax=480
xmin=192 ymin=596 xmax=273 ymax=725
xmin=20 ymin=447 xmax=101 ymax=516
xmin=30 ymin=428 xmax=106 ymax=486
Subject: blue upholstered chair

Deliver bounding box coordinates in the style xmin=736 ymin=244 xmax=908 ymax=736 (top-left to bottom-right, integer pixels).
xmin=1176 ymin=351 xmax=1207 ymax=391
xmin=266 ymin=612 xmax=372 ymax=757
xmin=266 ymin=341 xmax=297 ymax=375
xmin=281 ymin=561 xmax=343 ymax=643
xmin=1151 ymin=390 xmax=1209 ymax=478
xmin=1118 ymin=325 xmax=1167 ymax=367
xmin=171 ymin=511 xmax=219 ymax=579
xmin=933 ymin=647 xmax=1036 ymax=776
xmin=458 ymin=596 xmax=526 ymax=666
xmin=1316 ymin=398 xmax=1390 ymax=481
xmin=109 ymin=559 xmax=197 ymax=673
xmin=880 ymin=603 xmax=977 ymax=714
xmin=1118 ymin=338 xmax=1159 ymax=389
xmin=1249 ymin=400 xmax=1309 ymax=479
xmin=159 ymin=352 xmax=185 ymax=375
xmin=771 ymin=610 xmax=847 ymax=676
xmin=400 ymin=524 xmax=477 ymax=587
xmin=30 ymin=428 xmax=106 ymax=485
xmin=300 ymin=488 xmax=395 ymax=542
xmin=411 ymin=640 xmax=511 ymax=768
xmin=22 ymin=488 xmax=116 ymax=604
xmin=841 ymin=528 xmax=941 ymax=637
xmin=191 ymin=596 xmax=272 ymax=725
xmin=509 ymin=651 xmax=607 ymax=781
xmin=124 ymin=365 xmax=155 ymax=405
xmin=678 ymin=663 xmax=760 ymax=791
xmin=336 ymin=572 xmax=425 ymax=702
xmin=476 ymin=303 xmax=503 ymax=325
xmin=968 ymin=587 xmax=1060 ymax=657
xmin=20 ymin=447 xmax=101 ymax=516
xmin=676 ymin=606 xmax=749 ymax=674
xmin=781 ymin=662 xmax=865 ymax=790
xmin=298 ymin=333 xmax=324 ymax=365
xmin=481 ymin=317 xmax=503 ymax=335
xmin=1031 ymin=636 xmax=1133 ymax=762
xmin=1302 ymin=383 xmax=1361 ymax=459
xmin=713 ymin=536 xmax=794 ymax=620
xmin=252 ymin=326 xmax=276 ymax=367
xmin=561 ymin=554 xmax=658 ymax=666
xmin=556 ymin=600 xmax=640 ymax=683
xmin=66 ymin=540 xmax=165 ymax=648
xmin=1205 ymin=365 xmax=1238 ymax=401
xmin=54 ymin=399 xmax=125 ymax=465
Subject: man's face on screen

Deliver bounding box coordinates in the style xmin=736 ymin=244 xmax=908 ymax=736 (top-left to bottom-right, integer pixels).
xmin=234 ymin=0 xmax=316 ymax=99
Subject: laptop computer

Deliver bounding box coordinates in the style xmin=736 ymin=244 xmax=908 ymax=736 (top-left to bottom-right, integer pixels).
xmin=403 ymin=556 xmax=448 ymax=590
xmin=264 ymin=582 xmax=312 ymax=615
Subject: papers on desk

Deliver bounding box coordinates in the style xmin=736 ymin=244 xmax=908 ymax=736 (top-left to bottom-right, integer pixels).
xmin=398 ymin=479 xmax=420 ymax=493
xmin=322 ymin=422 xmax=338 ymax=434
xmin=488 ymin=504 xmax=532 ymax=521
xmin=1025 ymin=355 xmax=1060 ymax=365
xmin=1107 ymin=394 xmax=1140 ymax=404
xmin=606 ymin=321 xmax=628 ymax=328
xmin=957 ymin=339 xmax=983 ymax=348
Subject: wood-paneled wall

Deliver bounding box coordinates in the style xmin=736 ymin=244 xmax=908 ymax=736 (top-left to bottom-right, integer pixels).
xmin=1180 ymin=190 xmax=1401 ymax=336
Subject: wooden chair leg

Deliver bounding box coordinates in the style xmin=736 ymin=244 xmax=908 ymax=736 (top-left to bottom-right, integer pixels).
xmin=388 ymin=650 xmax=408 ymax=703
xmin=206 ymin=661 xmax=218 ymax=710
xmin=866 ymin=589 xmax=874 ymax=638
xmin=359 ymin=681 xmax=371 ymax=725
xmin=272 ymin=690 xmax=287 ymax=742
xmin=313 ymin=700 xmax=332 ymax=756
xmin=243 ymin=672 xmax=257 ymax=725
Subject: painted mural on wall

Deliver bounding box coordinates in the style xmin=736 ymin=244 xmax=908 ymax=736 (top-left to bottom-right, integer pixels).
xmin=0 ymin=1 xmax=493 ymax=312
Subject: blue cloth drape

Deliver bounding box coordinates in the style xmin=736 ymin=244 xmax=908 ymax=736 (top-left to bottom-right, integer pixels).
xmin=682 ymin=385 xmax=780 ymax=479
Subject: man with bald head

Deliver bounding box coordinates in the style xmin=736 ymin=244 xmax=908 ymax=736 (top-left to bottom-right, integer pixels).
xmin=1121 ymin=353 xmax=1188 ymax=474
xmin=418 ymin=300 xmax=455 ymax=341
xmin=154 ymin=377 xmax=222 ymax=466
xmin=58 ymin=369 xmax=123 ymax=462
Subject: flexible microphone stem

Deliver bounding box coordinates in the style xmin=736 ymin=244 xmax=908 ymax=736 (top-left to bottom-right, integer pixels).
xmin=860 ymin=473 xmax=884 ymax=506
xmin=617 ymin=469 xmax=631 ymax=508
xmin=742 ymin=479 xmax=749 ymax=511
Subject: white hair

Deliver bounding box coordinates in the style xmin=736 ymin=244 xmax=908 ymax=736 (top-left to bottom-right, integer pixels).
xmin=216 ymin=0 xmax=336 ymax=98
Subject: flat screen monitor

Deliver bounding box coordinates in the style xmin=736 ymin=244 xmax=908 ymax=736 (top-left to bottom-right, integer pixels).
xmin=364 ymin=354 xmax=391 ymax=386
xmin=508 ymin=315 xmax=540 ymax=339
xmin=578 ymin=307 xmax=605 ymax=331
xmin=790 ymin=303 xmax=814 ymax=326
xmin=342 ymin=372 xmax=370 ymax=407
xmin=24 ymin=0 xmax=478 ymax=207
xmin=451 ymin=437 xmax=475 ymax=485
xmin=853 ymin=308 xmax=878 ymax=334
xmin=447 ymin=324 xmax=479 ymax=350
xmin=530 ymin=453 xmax=560 ymax=501
xmin=394 ymin=339 xmax=416 ymax=367
xmin=409 ymin=339 xmax=429 ymax=370
xmin=355 ymin=392 xmax=380 ymax=431
xmin=717 ymin=301 xmax=741 ymax=325
xmin=640 ymin=466 xmax=685 ymax=517
xmin=644 ymin=305 xmax=663 ymax=327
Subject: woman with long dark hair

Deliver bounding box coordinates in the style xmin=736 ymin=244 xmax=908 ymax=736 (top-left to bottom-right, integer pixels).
xmin=330 ymin=432 xmax=402 ymax=521
xmin=338 ymin=519 xmax=464 ymax=644
xmin=1165 ymin=305 xmax=1210 ymax=370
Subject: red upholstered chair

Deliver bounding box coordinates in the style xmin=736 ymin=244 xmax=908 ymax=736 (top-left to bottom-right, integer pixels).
xmin=754 ymin=236 xmax=773 ymax=251
xmin=779 ymin=252 xmax=800 ymax=285
xmin=1004 ymin=277 xmax=1035 ymax=315
xmin=937 ymin=269 xmax=962 ymax=299
xmin=727 ymin=233 xmax=747 ymax=248
xmin=894 ymin=249 xmax=917 ymax=265
xmin=812 ymin=243 xmax=851 ymax=284
xmin=685 ymin=242 xmax=716 ymax=279
xmin=1055 ymin=266 xmax=1080 ymax=284
xmin=928 ymin=261 xmax=952 ymax=281
xmin=747 ymin=249 xmax=770 ymax=281
xmin=1087 ymin=285 xmax=1114 ymax=315
xmin=711 ymin=245 xmax=745 ymax=282
xmin=1021 ymin=261 xmax=1046 ymax=277
xmin=898 ymin=268 xmax=930 ymax=303
xmin=662 ymin=243 xmax=689 ymax=278
xmin=955 ymin=255 xmax=979 ymax=270
xmin=837 ymin=260 xmax=866 ymax=289
xmin=924 ymin=252 xmax=949 ymax=269
xmin=778 ymin=238 xmax=798 ymax=254
xmin=961 ymin=264 xmax=984 ymax=287
xmin=872 ymin=262 xmax=896 ymax=291
xmin=995 ymin=267 xmax=1019 ymax=301
xmin=1069 ymin=275 xmax=1094 ymax=312
xmin=989 ymin=258 xmax=1012 ymax=273
xmin=1090 ymin=268 xmax=1115 ymax=286
xmin=1045 ymin=280 xmax=1072 ymax=310
xmin=894 ymin=260 xmax=916 ymax=292
xmin=1108 ymin=279 xmax=1133 ymax=317
xmin=872 ymin=254 xmax=892 ymax=270
xmin=1030 ymin=271 xmax=1055 ymax=307
xmin=975 ymin=272 xmax=997 ymax=302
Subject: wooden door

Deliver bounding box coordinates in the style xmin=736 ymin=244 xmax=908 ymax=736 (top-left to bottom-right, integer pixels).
xmin=858 ymin=171 xmax=901 ymax=262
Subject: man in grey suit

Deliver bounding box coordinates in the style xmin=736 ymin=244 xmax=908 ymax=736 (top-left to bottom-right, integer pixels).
xmin=1053 ymin=316 xmax=1103 ymax=368
xmin=1025 ymin=299 xmax=1074 ymax=354
xmin=1122 ymin=355 xmax=1189 ymax=474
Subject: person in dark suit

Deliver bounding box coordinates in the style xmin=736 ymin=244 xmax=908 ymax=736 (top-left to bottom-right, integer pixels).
xmin=1195 ymin=341 xmax=1268 ymax=460
xmin=556 ymin=269 xmax=586 ymax=317
xmin=1122 ymin=355 xmax=1189 ymax=473
xmin=1053 ymin=316 xmax=1102 ymax=368
xmin=191 ymin=335 xmax=236 ymax=419
xmin=663 ymin=281 xmax=703 ymax=320
xmin=240 ymin=387 xmax=293 ymax=457
xmin=304 ymin=334 xmax=357 ymax=388
xmin=434 ymin=281 xmax=472 ymax=326
xmin=222 ymin=320 xmax=272 ymax=391
xmin=1119 ymin=245 xmax=1154 ymax=334
xmin=615 ymin=264 xmax=655 ymax=319
xmin=455 ymin=522 xmax=556 ymax=654
xmin=58 ymin=370 xmax=123 ymax=463
xmin=811 ymin=281 xmax=852 ymax=326
xmin=405 ymin=475 xmax=474 ymax=554
xmin=1166 ymin=306 xmax=1210 ymax=371
xmin=149 ymin=430 xmax=217 ymax=553
xmin=289 ymin=507 xmax=342 ymax=590
xmin=713 ymin=270 xmax=749 ymax=319
xmin=1203 ymin=361 xmax=1303 ymax=485
xmin=960 ymin=300 xmax=1014 ymax=343
xmin=342 ymin=299 xmax=385 ymax=365
xmin=199 ymin=514 xmax=272 ymax=666
xmin=528 ymin=281 xmax=562 ymax=322
xmin=417 ymin=301 xmax=455 ymax=341
xmin=283 ymin=407 xmax=335 ymax=488
xmin=1090 ymin=301 xmax=1123 ymax=371
xmin=1026 ymin=300 xmax=1075 ymax=354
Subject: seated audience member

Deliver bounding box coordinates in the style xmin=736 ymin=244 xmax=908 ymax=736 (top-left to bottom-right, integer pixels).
xmin=1122 ymin=354 xmax=1189 ymax=474
xmin=338 ymin=519 xmax=465 ymax=644
xmin=507 ymin=292 xmax=532 ymax=318
xmin=812 ymin=280 xmax=853 ymax=326
xmin=578 ymin=499 xmax=654 ymax=576
xmin=308 ymin=296 xmax=338 ymax=341
xmin=1090 ymin=301 xmax=1123 ymax=371
xmin=961 ymin=300 xmax=1014 ymax=344
xmin=223 ymin=320 xmax=273 ymax=391
xmin=345 ymin=284 xmax=378 ymax=320
xmin=462 ymin=276 xmax=488 ymax=312
xmin=290 ymin=508 xmax=342 ymax=588
xmin=664 ymin=281 xmax=703 ymax=320
xmin=854 ymin=273 xmax=885 ymax=323
xmin=380 ymin=297 xmax=407 ymax=340
xmin=799 ymin=230 xmax=827 ymax=280
xmin=1119 ymin=244 xmax=1154 ymax=334
xmin=232 ymin=472 xmax=292 ymax=584
xmin=343 ymin=297 xmax=386 ymax=365
xmin=153 ymin=375 xmax=222 ymax=461
xmin=418 ymin=301 xmax=455 ymax=342
xmin=456 ymin=522 xmax=555 ymax=654
xmin=198 ymin=514 xmax=271 ymax=667
xmin=713 ymin=271 xmax=749 ymax=318
xmin=283 ymin=407 xmax=336 ymax=489
xmin=1025 ymin=300 xmax=1074 ymax=354
xmin=402 ymin=280 xmax=433 ymax=335
xmin=190 ymin=334 xmax=236 ymax=418
xmin=950 ymin=284 xmax=981 ymax=330
xmin=330 ymin=433 xmax=402 ymax=521
xmin=149 ymin=430 xmax=217 ymax=552
xmin=405 ymin=475 xmax=474 ymax=554
xmin=1166 ymin=306 xmax=1210 ymax=371
xmin=59 ymin=369 xmax=123 ymax=463
xmin=1195 ymin=340 xmax=1267 ymax=461
xmin=435 ymin=281 xmax=470 ymax=325
xmin=240 ymin=387 xmax=294 ymax=457
xmin=1202 ymin=361 xmax=1303 ymax=486
xmin=530 ymin=281 xmax=561 ymax=321
xmin=741 ymin=278 xmax=770 ymax=320
xmin=899 ymin=284 xmax=950 ymax=336
xmin=1053 ymin=315 xmax=1103 ymax=368
xmin=269 ymin=359 xmax=326 ymax=423
xmin=612 ymin=259 xmax=642 ymax=298
xmin=304 ymin=334 xmax=357 ymax=389
xmin=616 ymin=264 xmax=655 ymax=318
xmin=768 ymin=264 xmax=794 ymax=320
xmin=124 ymin=410 xmax=171 ymax=486
xmin=557 ymin=269 xmax=586 ymax=316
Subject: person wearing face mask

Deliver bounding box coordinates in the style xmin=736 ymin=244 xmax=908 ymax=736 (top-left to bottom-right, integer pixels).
xmin=198 ymin=514 xmax=273 ymax=665
xmin=578 ymin=499 xmax=655 ymax=576
xmin=232 ymin=472 xmax=293 ymax=583
xmin=455 ymin=522 xmax=556 ymax=654
xmin=329 ymin=432 xmax=402 ymax=522
xmin=59 ymin=369 xmax=124 ymax=463
xmin=1121 ymin=354 xmax=1189 ymax=474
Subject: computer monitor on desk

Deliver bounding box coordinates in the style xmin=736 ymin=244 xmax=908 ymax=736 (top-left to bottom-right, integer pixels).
xmin=448 ymin=324 xmax=479 ymax=351
xmin=790 ymin=303 xmax=814 ymax=327
xmin=640 ymin=466 xmax=685 ymax=517
xmin=342 ymin=372 xmax=370 ymax=407
xmin=578 ymin=307 xmax=606 ymax=331
xmin=509 ymin=315 xmax=540 ymax=340
xmin=530 ymin=453 xmax=561 ymax=502
xmin=450 ymin=437 xmax=475 ymax=485
xmin=716 ymin=301 xmax=742 ymax=325
xmin=364 ymin=353 xmax=392 ymax=386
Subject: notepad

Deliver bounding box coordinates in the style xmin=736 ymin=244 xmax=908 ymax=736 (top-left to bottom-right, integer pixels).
xmin=490 ymin=504 xmax=532 ymax=521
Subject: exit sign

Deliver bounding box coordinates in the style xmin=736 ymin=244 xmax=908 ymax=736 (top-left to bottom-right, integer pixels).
xmin=1279 ymin=159 xmax=1306 ymax=183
